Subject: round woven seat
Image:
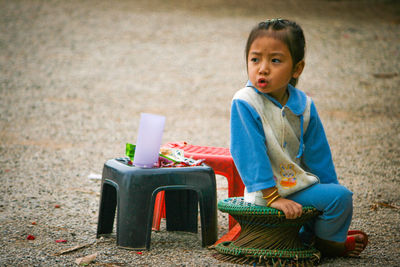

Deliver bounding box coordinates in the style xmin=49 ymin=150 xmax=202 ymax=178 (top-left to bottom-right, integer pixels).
xmin=214 ymin=197 xmax=321 ymax=266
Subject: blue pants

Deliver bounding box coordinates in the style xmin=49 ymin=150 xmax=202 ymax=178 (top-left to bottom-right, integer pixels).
xmin=287 ymin=183 xmax=353 ymax=243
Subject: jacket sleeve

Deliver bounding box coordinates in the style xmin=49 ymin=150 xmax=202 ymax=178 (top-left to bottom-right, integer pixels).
xmin=230 ymin=98 xmax=276 ymax=192
xmin=302 ymin=101 xmax=339 ymax=184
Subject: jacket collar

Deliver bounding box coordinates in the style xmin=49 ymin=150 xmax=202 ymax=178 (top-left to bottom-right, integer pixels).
xmin=246 ymin=80 xmax=307 ymax=116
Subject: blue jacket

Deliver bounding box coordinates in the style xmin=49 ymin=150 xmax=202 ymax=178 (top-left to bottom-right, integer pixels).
xmin=230 ymin=82 xmax=338 ymax=193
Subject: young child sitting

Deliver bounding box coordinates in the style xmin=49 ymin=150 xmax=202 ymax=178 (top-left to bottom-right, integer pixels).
xmin=230 ymin=19 xmax=368 ymax=257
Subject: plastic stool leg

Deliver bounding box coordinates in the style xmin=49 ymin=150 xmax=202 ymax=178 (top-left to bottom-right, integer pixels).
xmin=228 ymin=166 xmax=243 ymax=230
xmin=152 ymin=191 xmax=165 ymax=231
xmin=198 ymin=186 xmax=218 ymax=247
xmin=97 ymin=182 xmax=117 ymax=236
xmin=213 ymin=223 xmax=241 ymax=246
xmin=161 ymin=198 xmax=166 ymax=218
xmin=116 ymin=188 xmax=153 ymax=250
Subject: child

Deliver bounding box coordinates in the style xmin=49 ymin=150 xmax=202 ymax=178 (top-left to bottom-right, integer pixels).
xmin=230 ymin=19 xmax=368 ymax=257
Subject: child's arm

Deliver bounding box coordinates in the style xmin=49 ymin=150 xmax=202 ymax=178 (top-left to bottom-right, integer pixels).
xmin=302 ymin=101 xmax=339 ymax=184
xmin=230 ymin=99 xmax=276 ymax=191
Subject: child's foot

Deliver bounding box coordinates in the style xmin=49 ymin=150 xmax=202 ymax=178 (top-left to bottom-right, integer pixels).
xmin=344 ymin=230 xmax=368 ymax=257
xmin=315 ymin=230 xmax=368 ymax=258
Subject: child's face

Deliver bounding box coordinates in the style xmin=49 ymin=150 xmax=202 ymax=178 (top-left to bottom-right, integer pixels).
xmin=247 ymin=36 xmax=303 ymax=103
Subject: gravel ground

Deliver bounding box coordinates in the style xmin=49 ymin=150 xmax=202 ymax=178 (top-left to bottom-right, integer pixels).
xmin=1 ymin=0 xmax=399 ymax=266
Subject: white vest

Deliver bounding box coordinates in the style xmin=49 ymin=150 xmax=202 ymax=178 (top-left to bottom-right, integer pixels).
xmin=233 ymin=87 xmax=319 ymax=205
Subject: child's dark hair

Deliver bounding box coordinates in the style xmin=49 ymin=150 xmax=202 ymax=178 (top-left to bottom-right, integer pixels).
xmin=245 ymin=19 xmax=306 ymax=87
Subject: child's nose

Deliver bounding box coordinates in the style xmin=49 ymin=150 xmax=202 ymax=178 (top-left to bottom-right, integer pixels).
xmin=259 ymin=61 xmax=269 ymax=74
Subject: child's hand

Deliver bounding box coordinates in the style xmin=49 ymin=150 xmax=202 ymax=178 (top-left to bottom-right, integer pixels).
xmin=270 ymin=198 xmax=303 ymax=219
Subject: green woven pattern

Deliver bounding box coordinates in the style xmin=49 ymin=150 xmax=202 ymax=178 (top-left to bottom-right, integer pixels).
xmin=218 ymin=197 xmax=319 ymax=220
xmin=216 ymin=241 xmax=319 ymax=259
xmin=214 ymin=197 xmax=321 ymax=266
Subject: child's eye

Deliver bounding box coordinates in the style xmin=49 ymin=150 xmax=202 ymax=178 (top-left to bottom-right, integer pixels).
xmin=250 ymin=58 xmax=259 ymax=63
xmin=272 ymin=58 xmax=281 ymax=63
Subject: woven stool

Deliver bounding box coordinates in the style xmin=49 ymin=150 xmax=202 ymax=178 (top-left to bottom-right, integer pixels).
xmin=214 ymin=197 xmax=321 ymax=266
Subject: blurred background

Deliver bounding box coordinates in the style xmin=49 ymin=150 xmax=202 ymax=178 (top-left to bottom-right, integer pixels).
xmin=1 ymin=0 xmax=399 ymax=266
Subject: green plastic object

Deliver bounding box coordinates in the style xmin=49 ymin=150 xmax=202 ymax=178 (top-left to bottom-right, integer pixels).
xmin=126 ymin=143 xmax=136 ymax=161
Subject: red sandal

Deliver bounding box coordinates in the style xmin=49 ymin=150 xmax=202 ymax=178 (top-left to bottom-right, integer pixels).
xmin=343 ymin=230 xmax=368 ymax=256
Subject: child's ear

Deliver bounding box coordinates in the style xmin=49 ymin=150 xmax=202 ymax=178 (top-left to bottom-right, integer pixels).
xmin=292 ymin=60 xmax=305 ymax=79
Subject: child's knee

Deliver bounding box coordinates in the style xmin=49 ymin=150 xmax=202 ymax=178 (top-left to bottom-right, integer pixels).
xmin=332 ymin=185 xmax=353 ymax=214
xmin=321 ymin=184 xmax=353 ymax=213
xmin=336 ymin=185 xmax=353 ymax=205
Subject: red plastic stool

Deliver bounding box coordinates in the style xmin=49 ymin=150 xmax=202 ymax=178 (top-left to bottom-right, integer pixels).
xmin=152 ymin=142 xmax=245 ymax=231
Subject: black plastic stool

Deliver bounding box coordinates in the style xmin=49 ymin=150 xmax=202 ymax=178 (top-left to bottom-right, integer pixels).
xmin=96 ymin=158 xmax=218 ymax=250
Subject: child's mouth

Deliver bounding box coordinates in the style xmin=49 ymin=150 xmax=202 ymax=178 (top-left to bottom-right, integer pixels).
xmin=258 ymin=78 xmax=268 ymax=88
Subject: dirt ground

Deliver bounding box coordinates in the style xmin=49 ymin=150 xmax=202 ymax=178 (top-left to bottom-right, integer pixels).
xmin=0 ymin=0 xmax=399 ymax=266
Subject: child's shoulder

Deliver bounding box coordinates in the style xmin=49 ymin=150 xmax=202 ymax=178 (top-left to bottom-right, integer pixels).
xmin=287 ymin=85 xmax=313 ymax=112
xmin=233 ymin=86 xmax=259 ymax=101
xmin=288 ymin=84 xmax=309 ymax=100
